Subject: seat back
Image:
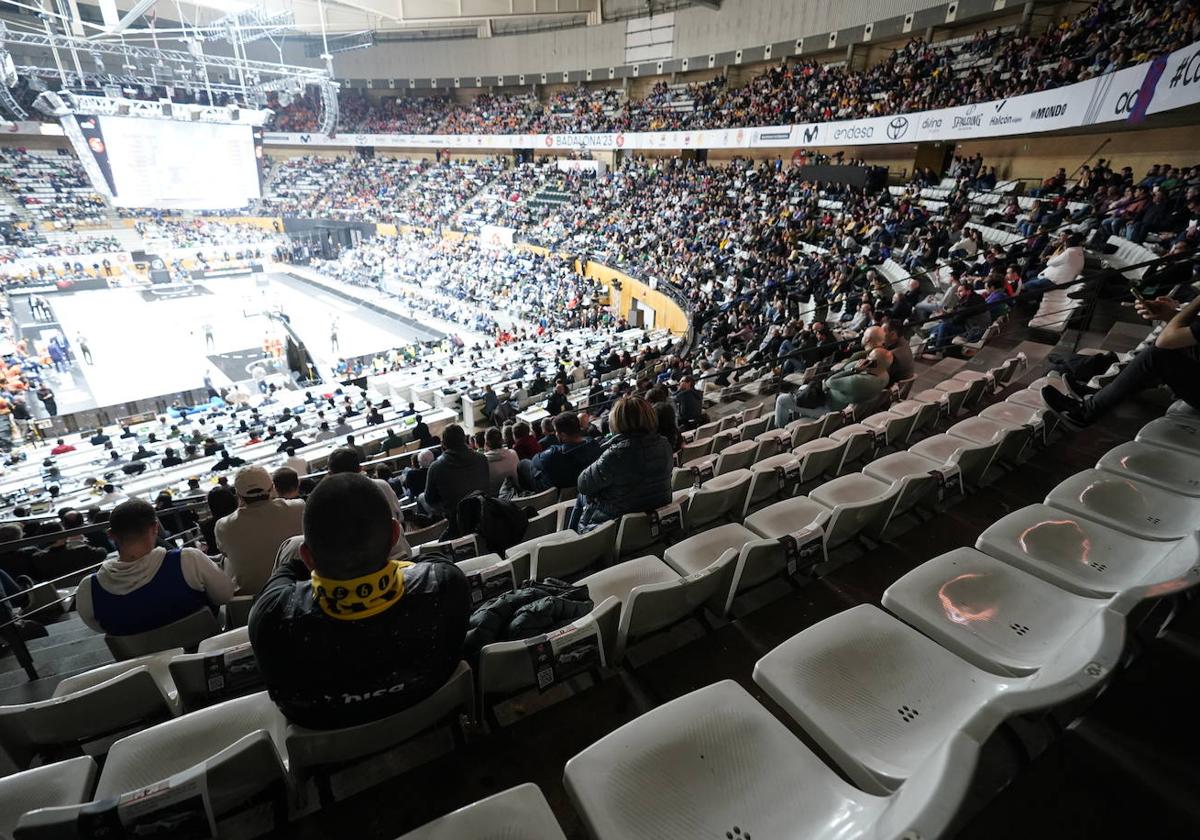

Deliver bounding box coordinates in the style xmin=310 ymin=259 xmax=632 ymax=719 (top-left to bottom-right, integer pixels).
xmin=618 ymin=550 xmax=738 ymax=658
xmin=693 ymin=420 xmax=721 ymax=441
xmin=714 ymin=440 xmax=757 ymax=475
xmin=615 ymin=505 xmax=685 ymax=560
xmin=832 ymin=425 xmax=875 ymax=473
xmin=530 ymin=520 xmax=616 ymax=579
xmin=0 ymin=756 xmax=97 ymax=840
xmin=169 ymin=636 xmax=264 ymax=714
xmin=405 ymin=520 xmax=448 ymax=547
xmin=817 ymin=411 xmax=844 ymax=437
xmin=739 ymin=416 xmax=769 ymax=439
xmin=0 ymin=669 xmax=177 ymax=770
xmin=221 ymin=595 xmax=255 ymax=630
xmin=677 ymin=438 xmax=712 ymax=466
xmin=961 ymin=376 xmax=990 ymax=409
xmin=893 ymin=376 xmax=916 ymax=400
xmin=94 ymin=692 xmax=288 ymax=802
xmin=785 ymin=417 xmax=823 ymax=449
xmin=686 ymin=470 xmax=752 ymax=531
xmin=285 ymin=662 xmax=474 ymax=780
xmin=105 ymin=608 xmax=222 ymax=661
xmin=794 ymin=438 xmax=848 ymax=483
xmin=518 ymin=487 xmax=560 ymax=511
xmin=21 ymin=730 xmax=290 ymax=840
xmin=753 ymin=428 xmax=791 ymax=461
xmin=725 ymin=539 xmax=793 ymax=612
xmin=521 ymin=506 xmax=559 ymax=542
xmin=477 ymin=598 xmax=620 ymax=701
xmin=709 ymin=429 xmax=739 ymax=455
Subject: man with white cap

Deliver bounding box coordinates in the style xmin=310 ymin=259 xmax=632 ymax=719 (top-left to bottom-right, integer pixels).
xmin=214 ymin=465 xmax=305 ymax=595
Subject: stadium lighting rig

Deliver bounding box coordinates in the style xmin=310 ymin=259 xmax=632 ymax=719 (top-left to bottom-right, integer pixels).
xmin=0 ymin=6 xmax=338 ymax=133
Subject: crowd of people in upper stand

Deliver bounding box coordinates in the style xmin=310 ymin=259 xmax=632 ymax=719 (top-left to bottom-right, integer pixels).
xmin=266 ymin=0 xmax=1200 ymax=136
xmin=0 ymin=148 xmax=109 ymax=227
xmin=257 ymin=155 xmax=501 ymax=228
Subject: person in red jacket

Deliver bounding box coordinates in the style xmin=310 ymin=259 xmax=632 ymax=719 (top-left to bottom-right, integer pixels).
xmin=50 ymin=438 xmax=76 ymax=455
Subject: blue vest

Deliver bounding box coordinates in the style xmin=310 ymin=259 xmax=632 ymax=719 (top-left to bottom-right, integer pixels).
xmin=90 ymin=549 xmax=211 ymax=636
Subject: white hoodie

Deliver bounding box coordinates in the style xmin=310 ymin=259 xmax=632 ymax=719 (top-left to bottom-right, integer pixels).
xmin=76 ymin=546 xmax=236 ymax=633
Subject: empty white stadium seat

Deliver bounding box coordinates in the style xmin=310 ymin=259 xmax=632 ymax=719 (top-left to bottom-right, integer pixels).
xmin=397 ymin=783 xmax=566 ymax=839
xmin=1045 ymin=469 xmax=1200 ymax=541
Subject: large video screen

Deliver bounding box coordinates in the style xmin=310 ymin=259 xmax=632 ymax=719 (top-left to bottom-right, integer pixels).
xmin=80 ymin=116 xmax=262 ymax=210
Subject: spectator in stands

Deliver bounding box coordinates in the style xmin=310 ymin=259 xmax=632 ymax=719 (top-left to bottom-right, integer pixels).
xmin=49 ymin=438 xmax=74 ymax=455
xmin=31 ymin=520 xmax=107 ymax=586
xmin=511 ymin=421 xmax=542 ymax=460
xmin=402 ymin=449 xmax=435 ymax=499
xmin=326 ymin=447 xmax=409 ymax=545
xmin=200 ymin=485 xmax=238 ymax=556
xmin=214 ymin=466 xmax=305 ymax=595
xmin=673 ymin=374 xmax=705 ymax=430
xmin=483 ymin=427 xmax=518 ymax=494
xmin=249 ymin=473 xmax=470 ymax=729
xmin=572 ymin=397 xmax=673 ymax=531
xmin=272 ymin=466 xmax=301 ymax=500
xmin=882 ymin=322 xmax=915 ymax=385
xmin=420 ymin=424 xmax=489 ymax=534
xmin=1022 ymin=232 xmax=1085 ymax=296
xmin=546 ymin=382 xmax=573 ymax=415
xmin=1043 ymin=294 xmax=1200 ymax=426
xmin=517 ymin=411 xmax=602 ymax=492
xmin=774 ymin=380 xmax=801 ymax=430
xmin=412 ymin=415 xmax=437 ymax=448
xmin=380 ymin=427 xmax=406 ymax=452
xmin=797 ymin=348 xmax=894 ymax=418
xmin=76 ymin=499 xmax=234 ymax=635
xmin=928 ymin=282 xmax=991 ymax=351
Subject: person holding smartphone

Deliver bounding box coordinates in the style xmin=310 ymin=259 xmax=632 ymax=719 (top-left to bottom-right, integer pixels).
xmin=1042 ymin=290 xmax=1200 ymax=428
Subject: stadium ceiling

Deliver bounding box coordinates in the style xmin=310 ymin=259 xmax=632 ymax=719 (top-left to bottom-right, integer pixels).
xmin=63 ymin=0 xmax=628 ymax=39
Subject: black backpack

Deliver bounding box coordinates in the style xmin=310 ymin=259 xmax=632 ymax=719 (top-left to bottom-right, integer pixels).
xmin=455 ymin=491 xmax=534 ymax=555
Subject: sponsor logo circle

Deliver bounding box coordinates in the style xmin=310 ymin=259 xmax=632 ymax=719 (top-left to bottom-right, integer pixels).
xmin=887 ymin=117 xmax=909 ymax=140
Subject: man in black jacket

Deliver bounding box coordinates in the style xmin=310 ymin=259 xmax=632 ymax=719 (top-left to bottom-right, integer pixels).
xmin=419 ymin=424 xmax=489 ymax=534
xmin=673 ymin=375 xmax=705 ymax=430
xmin=249 ymin=473 xmax=470 ymax=730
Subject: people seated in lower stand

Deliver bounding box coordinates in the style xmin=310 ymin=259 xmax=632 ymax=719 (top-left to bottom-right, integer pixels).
xmin=517 ymin=411 xmax=602 ymax=493
xmin=214 ymin=466 xmax=305 ymax=596
xmin=249 ymin=473 xmax=471 ymax=730
xmin=76 ymin=499 xmax=235 ymax=635
xmin=794 ymin=347 xmax=894 ymax=419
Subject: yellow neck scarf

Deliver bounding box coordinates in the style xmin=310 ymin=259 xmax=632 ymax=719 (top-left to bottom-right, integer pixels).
xmin=311 ymin=560 xmax=411 ymax=621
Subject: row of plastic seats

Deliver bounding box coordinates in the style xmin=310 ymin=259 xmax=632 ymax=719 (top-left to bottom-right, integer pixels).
xmin=561 ymin=396 xmax=1198 ymax=839
xmin=0 ymin=622 xmax=261 ymax=776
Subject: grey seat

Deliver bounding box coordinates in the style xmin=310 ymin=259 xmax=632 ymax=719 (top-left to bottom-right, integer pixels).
xmin=105 ymin=607 xmax=222 ymax=661
xmin=662 ymin=523 xmax=757 ymax=578
xmin=521 ymin=506 xmax=560 ymax=542
xmin=221 ymin=595 xmax=255 ymax=630
xmin=863 ymin=451 xmax=944 ymax=533
xmin=791 ymin=437 xmax=847 ymax=483
xmin=744 ymin=486 xmax=828 ymax=530
xmin=744 ymin=453 xmax=801 ymax=516
xmin=170 ymin=632 xmax=263 ymax=714
xmin=909 ymin=432 xmax=999 ymax=489
xmin=1096 ymin=441 xmax=1200 ymax=497
xmin=685 ymin=469 xmax=752 ymax=531
xmin=784 ymin=416 xmax=824 ymax=448
xmin=861 ymin=409 xmax=918 ymax=449
xmin=530 ymin=520 xmax=617 ymax=579
xmin=286 ymin=662 xmax=474 ymax=803
xmin=977 ymin=504 xmax=1200 ymax=600
xmin=0 ymin=652 xmax=182 ymax=771
xmin=84 ymin=693 xmax=291 ymax=833
xmin=609 ymin=550 xmax=738 ymax=660
xmin=1136 ymin=416 xmax=1200 ymax=455
xmin=0 ymin=756 xmax=96 ymax=839
xmin=614 ymin=505 xmax=685 ymax=561
xmin=406 ymin=520 xmax=448 ymax=546
xmin=948 ymin=416 xmax=1031 ymax=468
xmin=397 ymin=783 xmax=567 ymax=839
xmin=1045 ymin=469 xmax=1200 ymax=541
xmin=809 ymin=473 xmax=900 ymax=546
xmin=714 ymin=440 xmax=758 ymax=475
xmin=477 ymin=600 xmax=620 ymax=718
xmin=829 ymin=423 xmax=876 ymax=472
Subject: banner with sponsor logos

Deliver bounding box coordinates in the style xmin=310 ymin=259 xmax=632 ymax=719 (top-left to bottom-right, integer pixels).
xmin=1147 ymin=37 xmax=1200 ymax=115
xmin=252 ymin=38 xmax=1200 ymax=152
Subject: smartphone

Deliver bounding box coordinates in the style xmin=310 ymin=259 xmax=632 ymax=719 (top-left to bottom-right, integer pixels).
xmin=1130 ymin=288 xmax=1146 ymax=301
